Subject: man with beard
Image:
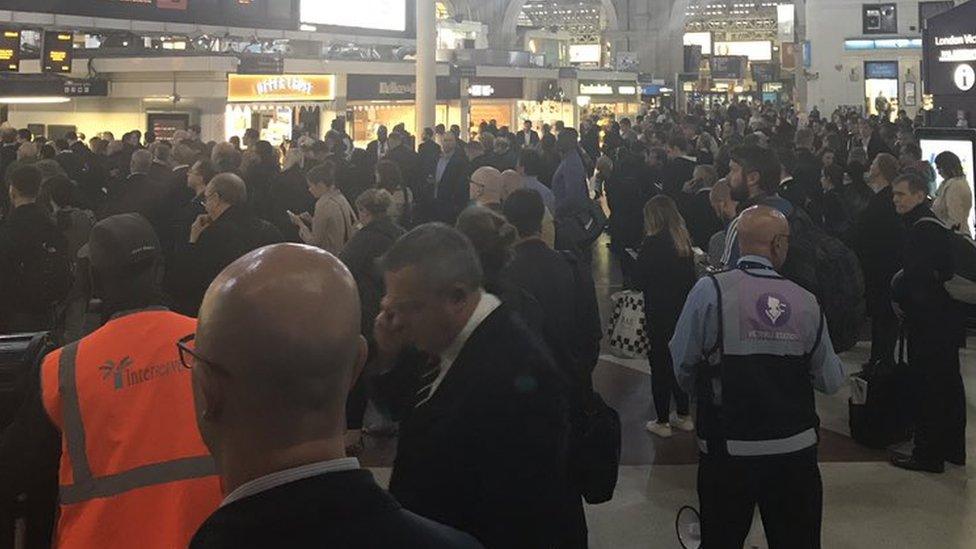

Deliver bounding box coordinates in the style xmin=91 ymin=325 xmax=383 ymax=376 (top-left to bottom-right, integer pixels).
xmin=720 ymin=145 xmax=794 ymax=266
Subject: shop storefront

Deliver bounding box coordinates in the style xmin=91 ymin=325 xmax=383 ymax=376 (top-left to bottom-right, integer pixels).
xmin=225 ymin=73 xmax=337 ymax=145
xmin=467 ymin=77 xmax=523 ymax=133
xmin=864 ymin=60 xmax=900 ymax=120
xmin=516 ymin=99 xmax=574 ymax=131
xmin=346 ymin=74 xmax=461 ymax=147
xmin=577 ymin=80 xmax=641 ymax=123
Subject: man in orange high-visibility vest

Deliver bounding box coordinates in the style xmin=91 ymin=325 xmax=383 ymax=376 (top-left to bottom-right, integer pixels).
xmin=39 ymin=213 xmax=221 ymax=548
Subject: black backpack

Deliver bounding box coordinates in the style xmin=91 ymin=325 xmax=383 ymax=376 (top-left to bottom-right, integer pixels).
xmin=782 ymin=207 xmax=866 ymax=353
xmin=11 ymin=228 xmax=73 ymax=315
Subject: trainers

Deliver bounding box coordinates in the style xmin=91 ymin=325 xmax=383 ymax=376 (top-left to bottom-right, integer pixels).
xmin=671 ymin=414 xmax=695 ymax=432
xmin=645 ymin=421 xmax=673 ymax=438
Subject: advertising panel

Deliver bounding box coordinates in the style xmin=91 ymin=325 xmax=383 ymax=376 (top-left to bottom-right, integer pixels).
xmin=570 ymin=44 xmax=602 ymax=64
xmin=713 ymin=41 xmax=773 ymax=62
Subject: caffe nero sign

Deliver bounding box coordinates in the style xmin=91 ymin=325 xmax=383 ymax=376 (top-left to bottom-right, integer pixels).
xmin=923 ymin=0 xmax=976 ymax=96
xmin=346 ymin=75 xmax=460 ymax=101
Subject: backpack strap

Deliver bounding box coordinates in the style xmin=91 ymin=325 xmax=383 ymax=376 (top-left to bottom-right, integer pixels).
xmin=914 ymin=216 xmax=950 ymax=231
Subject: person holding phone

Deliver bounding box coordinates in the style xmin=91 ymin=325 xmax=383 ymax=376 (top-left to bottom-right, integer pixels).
xmin=290 ymin=160 xmax=357 ymax=255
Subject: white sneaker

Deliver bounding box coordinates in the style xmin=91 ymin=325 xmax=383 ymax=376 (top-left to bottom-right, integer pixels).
xmin=671 ymin=414 xmax=695 ymax=432
xmin=645 ymin=421 xmax=673 ymax=438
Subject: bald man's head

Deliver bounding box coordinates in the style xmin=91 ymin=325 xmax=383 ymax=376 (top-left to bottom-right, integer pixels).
xmin=736 ymin=205 xmax=790 ymax=269
xmin=192 ymin=244 xmax=367 ymax=456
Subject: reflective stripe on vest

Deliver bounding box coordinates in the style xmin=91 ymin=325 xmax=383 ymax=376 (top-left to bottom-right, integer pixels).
xmin=57 ymin=341 xmax=215 ymax=505
xmin=698 ymin=268 xmax=823 ymax=457
xmin=698 ymin=428 xmax=818 ymax=457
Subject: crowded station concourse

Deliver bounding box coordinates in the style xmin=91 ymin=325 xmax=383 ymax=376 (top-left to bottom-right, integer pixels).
xmin=1 ymin=0 xmax=976 ymax=547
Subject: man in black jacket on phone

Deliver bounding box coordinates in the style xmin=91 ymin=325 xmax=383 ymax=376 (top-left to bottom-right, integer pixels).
xmin=189 ymin=244 xmax=482 ymax=548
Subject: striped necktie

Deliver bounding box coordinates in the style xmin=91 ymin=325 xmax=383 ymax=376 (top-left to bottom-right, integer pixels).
xmin=415 ymin=358 xmax=442 ymax=407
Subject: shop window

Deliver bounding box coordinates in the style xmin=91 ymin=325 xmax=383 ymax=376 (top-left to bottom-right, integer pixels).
xmin=862 ymin=4 xmax=897 ymax=34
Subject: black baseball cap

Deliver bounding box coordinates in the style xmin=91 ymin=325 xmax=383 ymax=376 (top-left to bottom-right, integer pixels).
xmin=79 ymin=213 xmax=161 ymax=271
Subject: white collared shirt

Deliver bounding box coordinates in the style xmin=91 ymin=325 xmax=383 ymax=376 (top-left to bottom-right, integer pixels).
xmin=421 ymin=291 xmax=501 ymax=403
xmin=221 ymin=457 xmax=360 ymax=507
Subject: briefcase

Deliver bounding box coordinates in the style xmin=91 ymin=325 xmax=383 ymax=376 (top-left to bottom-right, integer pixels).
xmin=848 ymin=337 xmax=914 ymax=449
xmin=572 ymin=391 xmax=621 ymax=505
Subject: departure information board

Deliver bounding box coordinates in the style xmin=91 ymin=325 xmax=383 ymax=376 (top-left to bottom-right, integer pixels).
xmin=43 ymin=31 xmax=73 ymax=73
xmin=2 ymin=0 xmax=298 ymax=30
xmin=0 ymin=30 xmax=20 ymax=73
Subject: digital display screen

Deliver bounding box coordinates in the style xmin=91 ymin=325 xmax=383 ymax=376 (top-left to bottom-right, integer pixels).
xmin=919 ymin=130 xmax=976 ymax=230
xmin=569 ymin=44 xmax=602 ymax=64
xmin=0 ymin=29 xmax=21 ymax=73
xmin=2 ymin=0 xmax=298 ymax=30
xmin=300 ymin=0 xmax=406 ymax=32
xmin=43 ymin=31 xmax=73 ymax=73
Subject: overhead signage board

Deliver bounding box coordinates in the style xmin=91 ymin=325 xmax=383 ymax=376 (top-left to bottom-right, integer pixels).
xmin=923 ymin=0 xmax=976 ymax=96
xmin=0 ymin=30 xmax=21 ymax=73
xmin=2 ymin=0 xmax=298 ymax=31
xmin=346 ymin=74 xmax=460 ymax=101
xmin=63 ymin=79 xmax=108 ymax=97
xmin=238 ymin=56 xmax=285 ymax=75
xmin=865 ymin=60 xmax=899 ymax=79
xmin=578 ymin=83 xmax=614 ymax=95
xmin=42 ymin=31 xmax=73 ymax=73
xmin=578 ymin=81 xmax=638 ymax=97
xmin=227 ymin=74 xmax=336 ymax=103
xmin=0 ymin=76 xmax=107 ymax=97
xmin=468 ymin=77 xmax=523 ymax=99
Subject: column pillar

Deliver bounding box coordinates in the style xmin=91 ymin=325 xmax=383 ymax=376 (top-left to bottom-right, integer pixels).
xmin=416 ymin=0 xmax=437 ymax=148
xmin=460 ymin=77 xmax=471 ymax=141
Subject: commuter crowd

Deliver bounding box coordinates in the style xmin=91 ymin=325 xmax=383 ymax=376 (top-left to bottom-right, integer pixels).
xmin=0 ymin=97 xmax=970 ymax=549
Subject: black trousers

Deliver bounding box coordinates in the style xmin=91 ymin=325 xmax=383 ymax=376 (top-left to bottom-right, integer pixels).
xmin=908 ymin=332 xmax=967 ymax=464
xmin=868 ymin=299 xmax=899 ymax=366
xmin=698 ymin=448 xmax=822 ymax=549
xmin=648 ymin=326 xmax=689 ymax=421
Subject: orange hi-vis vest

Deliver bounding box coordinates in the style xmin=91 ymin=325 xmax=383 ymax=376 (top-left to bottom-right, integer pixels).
xmin=41 ymin=308 xmax=222 ymax=549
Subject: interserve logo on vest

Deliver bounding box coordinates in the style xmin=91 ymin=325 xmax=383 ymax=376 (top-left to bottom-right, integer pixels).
xmin=99 ymin=357 xmax=183 ymax=390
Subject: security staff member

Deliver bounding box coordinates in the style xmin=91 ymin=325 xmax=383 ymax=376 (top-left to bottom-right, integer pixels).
xmin=670 ymin=206 xmax=845 ymax=548
xmin=38 ymin=214 xmax=222 ymax=548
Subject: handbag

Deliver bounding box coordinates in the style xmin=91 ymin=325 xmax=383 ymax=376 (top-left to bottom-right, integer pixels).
xmin=606 ymin=290 xmax=650 ymax=359
xmin=848 ymin=334 xmax=913 ymax=449
xmin=572 ymin=391 xmax=621 ymax=505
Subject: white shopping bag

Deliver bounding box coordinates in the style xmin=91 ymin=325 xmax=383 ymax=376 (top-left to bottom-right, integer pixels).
xmin=606 ymin=290 xmax=650 ymax=359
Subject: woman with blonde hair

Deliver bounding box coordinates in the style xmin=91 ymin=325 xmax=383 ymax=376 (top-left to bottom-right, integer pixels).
xmin=634 ymin=195 xmax=697 ymax=438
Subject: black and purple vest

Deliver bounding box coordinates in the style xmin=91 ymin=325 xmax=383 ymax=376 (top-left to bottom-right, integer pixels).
xmin=697 ymin=264 xmax=825 ymax=457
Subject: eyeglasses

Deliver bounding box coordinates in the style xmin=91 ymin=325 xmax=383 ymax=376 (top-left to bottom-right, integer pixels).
xmin=177 ymin=334 xmax=229 ymax=375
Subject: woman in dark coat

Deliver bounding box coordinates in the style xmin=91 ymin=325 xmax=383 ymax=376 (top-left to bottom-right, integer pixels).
xmin=633 ymin=195 xmax=697 ymax=438
xmin=338 ymin=188 xmax=406 ymax=449
xmin=270 ymin=148 xmax=315 ymax=241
